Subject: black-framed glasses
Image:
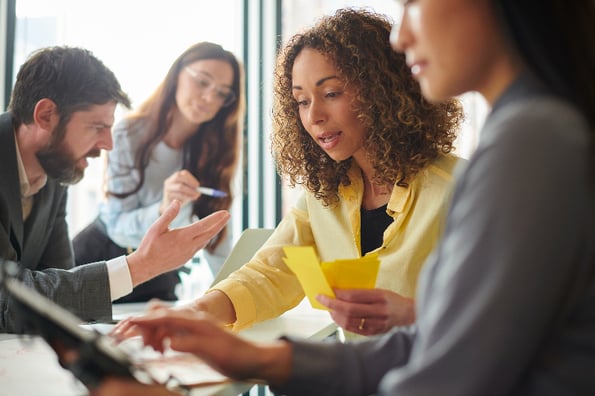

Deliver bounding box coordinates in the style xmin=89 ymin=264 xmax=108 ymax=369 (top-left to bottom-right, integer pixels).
xmin=184 ymin=67 xmax=236 ymax=107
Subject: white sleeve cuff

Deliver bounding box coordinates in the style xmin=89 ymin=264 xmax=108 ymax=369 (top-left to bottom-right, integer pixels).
xmin=106 ymin=255 xmax=133 ymax=301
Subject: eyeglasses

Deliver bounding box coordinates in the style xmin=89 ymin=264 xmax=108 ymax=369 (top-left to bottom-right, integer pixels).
xmin=184 ymin=67 xmax=236 ymax=107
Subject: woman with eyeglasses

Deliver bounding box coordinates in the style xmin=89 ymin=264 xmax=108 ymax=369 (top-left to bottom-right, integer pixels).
xmin=73 ymin=42 xmax=244 ymax=303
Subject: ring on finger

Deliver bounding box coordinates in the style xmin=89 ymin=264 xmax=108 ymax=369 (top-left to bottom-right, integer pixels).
xmin=358 ymin=317 xmax=366 ymax=331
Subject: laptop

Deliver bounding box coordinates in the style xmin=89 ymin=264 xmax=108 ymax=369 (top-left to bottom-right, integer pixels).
xmin=3 ymin=276 xmax=152 ymax=388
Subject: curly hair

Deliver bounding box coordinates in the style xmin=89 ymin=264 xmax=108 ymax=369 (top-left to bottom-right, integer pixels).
xmin=272 ymin=8 xmax=463 ymax=207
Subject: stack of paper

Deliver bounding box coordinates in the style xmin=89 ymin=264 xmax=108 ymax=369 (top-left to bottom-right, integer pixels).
xmin=283 ymin=246 xmax=380 ymax=309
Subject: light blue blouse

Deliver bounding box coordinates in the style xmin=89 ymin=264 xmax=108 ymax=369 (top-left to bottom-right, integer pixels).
xmin=98 ymin=120 xmax=231 ymax=275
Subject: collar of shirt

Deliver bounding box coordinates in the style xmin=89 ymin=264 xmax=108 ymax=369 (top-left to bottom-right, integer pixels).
xmin=15 ymin=135 xmax=47 ymax=199
xmin=340 ymin=162 xmax=412 ymax=217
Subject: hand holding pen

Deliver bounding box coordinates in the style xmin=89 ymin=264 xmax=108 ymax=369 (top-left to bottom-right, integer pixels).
xmin=196 ymin=186 xmax=228 ymax=198
xmin=160 ymin=170 xmax=226 ymax=214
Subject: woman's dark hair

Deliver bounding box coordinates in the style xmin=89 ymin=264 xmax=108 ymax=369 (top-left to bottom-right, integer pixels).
xmin=494 ymin=0 xmax=594 ymax=129
xmin=494 ymin=0 xmax=595 ymax=210
xmin=272 ymin=8 xmax=463 ymax=206
xmin=110 ymin=42 xmax=244 ymax=251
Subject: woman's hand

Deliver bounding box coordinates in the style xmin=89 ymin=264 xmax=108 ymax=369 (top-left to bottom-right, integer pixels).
xmin=124 ymin=310 xmax=293 ymax=384
xmin=159 ymin=170 xmax=201 ymax=214
xmin=110 ymin=299 xmax=181 ymax=340
xmin=111 ymin=291 xmax=237 ymax=341
xmin=317 ymin=288 xmax=415 ymax=335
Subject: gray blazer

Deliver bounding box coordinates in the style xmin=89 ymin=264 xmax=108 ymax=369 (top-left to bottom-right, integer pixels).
xmin=0 ymin=112 xmax=112 ymax=333
xmin=275 ymin=76 xmax=595 ymax=395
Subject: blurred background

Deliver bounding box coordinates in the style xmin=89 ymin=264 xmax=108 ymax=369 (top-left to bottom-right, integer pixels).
xmin=1 ymin=0 xmax=486 ymax=253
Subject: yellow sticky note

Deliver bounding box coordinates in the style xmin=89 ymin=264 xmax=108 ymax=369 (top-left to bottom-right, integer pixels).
xmin=321 ymin=253 xmax=380 ymax=289
xmin=282 ymin=246 xmax=335 ymax=310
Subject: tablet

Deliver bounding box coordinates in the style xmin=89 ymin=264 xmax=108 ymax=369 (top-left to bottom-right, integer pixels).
xmin=4 ymin=277 xmax=153 ymax=388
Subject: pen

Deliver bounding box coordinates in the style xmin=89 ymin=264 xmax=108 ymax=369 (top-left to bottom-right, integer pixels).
xmin=197 ymin=186 xmax=228 ymax=198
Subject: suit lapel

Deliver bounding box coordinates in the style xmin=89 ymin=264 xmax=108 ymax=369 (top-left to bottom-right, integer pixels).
xmin=22 ymin=184 xmax=53 ymax=259
xmin=0 ymin=112 xmax=25 ymax=258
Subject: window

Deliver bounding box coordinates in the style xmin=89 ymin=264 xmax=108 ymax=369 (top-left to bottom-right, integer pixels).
xmin=12 ymin=0 xmax=244 ymax=236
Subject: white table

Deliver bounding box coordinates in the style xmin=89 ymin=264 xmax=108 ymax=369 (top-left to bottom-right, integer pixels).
xmin=0 ymin=298 xmax=336 ymax=396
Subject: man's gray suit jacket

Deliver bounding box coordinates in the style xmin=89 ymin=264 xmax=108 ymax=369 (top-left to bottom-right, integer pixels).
xmin=0 ymin=112 xmax=112 ymax=333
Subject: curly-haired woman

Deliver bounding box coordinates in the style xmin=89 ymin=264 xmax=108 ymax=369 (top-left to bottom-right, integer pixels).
xmin=73 ymin=42 xmax=244 ymax=303
xmin=115 ymin=8 xmax=464 ymax=336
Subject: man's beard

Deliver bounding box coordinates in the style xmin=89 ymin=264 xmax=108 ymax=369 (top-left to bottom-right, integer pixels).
xmin=36 ymin=123 xmax=100 ymax=185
